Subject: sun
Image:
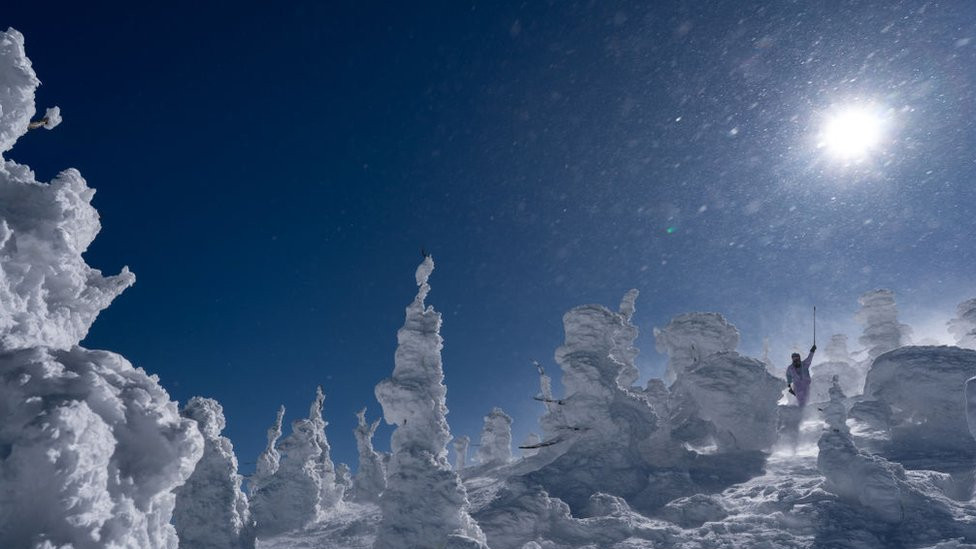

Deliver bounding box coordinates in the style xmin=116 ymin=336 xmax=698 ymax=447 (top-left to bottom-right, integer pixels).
xmin=818 ymin=105 xmax=886 ymax=161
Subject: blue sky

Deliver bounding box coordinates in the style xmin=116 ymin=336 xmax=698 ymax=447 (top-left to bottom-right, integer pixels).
xmin=6 ymin=0 xmax=976 ymax=471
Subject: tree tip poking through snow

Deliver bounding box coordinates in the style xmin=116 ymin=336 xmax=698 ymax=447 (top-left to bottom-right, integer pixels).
xmin=0 ymin=29 xmax=204 ymax=549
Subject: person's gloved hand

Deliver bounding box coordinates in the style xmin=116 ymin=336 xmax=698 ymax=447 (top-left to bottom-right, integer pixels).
xmin=810 ymin=345 xmax=817 ymax=353
xmin=788 ymin=386 xmax=795 ymax=395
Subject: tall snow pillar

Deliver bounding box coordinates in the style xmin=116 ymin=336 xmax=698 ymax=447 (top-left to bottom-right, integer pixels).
xmin=373 ymin=257 xmax=488 ymax=549
xmin=949 ymin=298 xmax=976 ymax=349
xmin=856 ymin=289 xmax=911 ymax=364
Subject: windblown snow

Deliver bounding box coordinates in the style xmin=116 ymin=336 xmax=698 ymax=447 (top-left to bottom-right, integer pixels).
xmin=4 ymin=27 xmax=976 ymax=549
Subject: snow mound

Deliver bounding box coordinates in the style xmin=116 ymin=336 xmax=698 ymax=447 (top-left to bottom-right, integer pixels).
xmin=860 ymin=346 xmax=976 ymax=463
xmin=173 ymin=397 xmax=254 ymax=549
xmin=373 ymin=256 xmax=488 ymax=549
xmin=654 ymin=312 xmax=739 ymax=384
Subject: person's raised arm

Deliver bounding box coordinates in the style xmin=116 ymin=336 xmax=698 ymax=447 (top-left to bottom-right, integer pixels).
xmin=803 ymin=345 xmax=817 ymax=367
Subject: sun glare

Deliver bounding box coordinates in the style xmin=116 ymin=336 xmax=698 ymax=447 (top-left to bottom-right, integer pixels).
xmin=819 ymin=106 xmax=886 ymax=161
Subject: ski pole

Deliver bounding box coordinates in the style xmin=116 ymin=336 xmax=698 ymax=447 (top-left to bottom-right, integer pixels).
xmin=813 ymin=306 xmax=817 ymax=346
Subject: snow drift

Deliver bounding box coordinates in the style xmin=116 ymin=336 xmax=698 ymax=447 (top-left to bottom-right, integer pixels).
xmin=0 ymin=28 xmax=203 ymax=549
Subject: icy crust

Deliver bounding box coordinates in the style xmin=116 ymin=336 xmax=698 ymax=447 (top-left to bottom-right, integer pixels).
xmin=654 ymin=312 xmax=739 ymax=384
xmin=173 ymin=397 xmax=254 ymax=549
xmin=477 ymin=408 xmax=514 ymax=466
xmin=0 ymin=346 xmax=203 ymax=549
xmin=857 ymin=346 xmax=976 ymax=462
xmin=373 ymin=257 xmax=487 ymax=549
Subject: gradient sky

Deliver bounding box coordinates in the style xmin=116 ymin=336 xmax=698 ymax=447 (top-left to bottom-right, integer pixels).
xmin=6 ymin=0 xmax=976 ymax=472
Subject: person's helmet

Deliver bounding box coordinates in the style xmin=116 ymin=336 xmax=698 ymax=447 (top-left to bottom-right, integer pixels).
xmin=791 ymin=352 xmax=801 ymax=360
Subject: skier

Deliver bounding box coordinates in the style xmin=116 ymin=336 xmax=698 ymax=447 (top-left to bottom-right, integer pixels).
xmin=786 ymin=345 xmax=816 ymax=407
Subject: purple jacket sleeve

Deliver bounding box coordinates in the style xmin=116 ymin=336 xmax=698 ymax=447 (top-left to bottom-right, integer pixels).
xmin=802 ymin=350 xmax=815 ymax=368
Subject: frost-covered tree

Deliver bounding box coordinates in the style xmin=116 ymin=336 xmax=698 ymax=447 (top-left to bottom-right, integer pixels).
xmin=654 ymin=312 xmax=739 ymax=384
xmin=173 ymin=397 xmax=254 ymax=549
xmin=373 ymin=257 xmax=488 ymax=549
xmin=477 ymin=408 xmax=513 ymax=465
xmin=453 ymin=435 xmax=471 ymax=471
xmin=351 ymin=407 xmax=386 ymax=502
xmin=250 ymin=405 xmax=284 ymax=499
xmin=949 ymin=298 xmax=976 ymax=349
xmin=528 ymin=292 xmax=662 ymax=512
xmin=250 ymin=387 xmax=340 ymax=537
xmin=856 ymin=289 xmax=912 ymax=363
xmin=0 ymin=29 xmax=203 ymax=549
xmin=810 ymin=333 xmax=863 ymax=401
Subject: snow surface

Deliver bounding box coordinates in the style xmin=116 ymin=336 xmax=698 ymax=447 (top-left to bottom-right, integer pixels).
xmin=0 ymin=28 xmax=201 ymax=549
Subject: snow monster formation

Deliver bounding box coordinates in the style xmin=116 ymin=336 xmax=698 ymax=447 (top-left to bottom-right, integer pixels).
xmin=173 ymin=397 xmax=254 ymax=549
xmin=856 ymin=346 xmax=976 ymax=465
xmin=0 ymin=29 xmax=204 ymax=549
xmin=250 ymin=388 xmax=343 ymax=537
xmin=950 ymin=298 xmax=976 ymax=349
xmin=856 ymin=289 xmax=912 ymax=364
xmin=653 ymin=312 xmax=739 ymax=385
xmin=809 ymin=333 xmax=862 ymax=403
xmin=477 ymin=407 xmax=514 ymax=466
xmin=373 ymin=257 xmax=489 ymax=549
xmin=350 ymin=407 xmax=386 ymax=502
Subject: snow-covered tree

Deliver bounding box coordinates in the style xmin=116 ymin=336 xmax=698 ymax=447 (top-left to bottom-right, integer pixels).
xmin=351 ymin=407 xmax=386 ymax=502
xmin=173 ymin=397 xmax=254 ymax=549
xmin=856 ymin=289 xmax=911 ymax=363
xmin=477 ymin=408 xmax=514 ymax=465
xmin=373 ymin=257 xmax=488 ymax=549
xmin=453 ymin=435 xmax=471 ymax=470
xmin=250 ymin=405 xmax=285 ymax=499
xmin=250 ymin=387 xmax=340 ymax=537
xmin=654 ymin=312 xmax=739 ymax=384
xmin=949 ymin=298 xmax=976 ymax=349
xmin=810 ymin=333 xmax=863 ymax=401
xmin=0 ymin=29 xmax=203 ymax=549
